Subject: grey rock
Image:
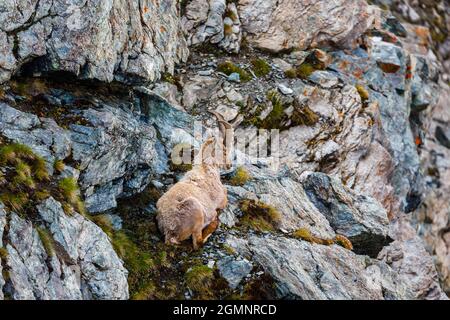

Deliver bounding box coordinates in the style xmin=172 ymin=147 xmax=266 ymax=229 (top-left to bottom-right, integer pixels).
xmin=238 ymin=0 xmax=371 ymax=53
xmin=183 ymin=0 xmax=242 ymax=53
xmin=217 ymin=256 xmax=253 ymax=289
xmin=0 ymin=0 xmax=188 ymax=84
xmin=37 ymin=197 xmax=129 ymax=299
xmin=301 ymin=172 xmax=391 ymax=257
xmin=308 ymin=71 xmax=339 ymax=88
xmin=6 ymin=212 xmax=82 ymax=300
xmin=228 ymin=72 xmax=241 ymax=83
xmin=0 ymin=203 xmax=6 ymax=247
xmin=228 ymin=234 xmax=383 ymax=299
xmin=0 ymin=91 xmax=170 ymax=214
xmin=0 ymin=203 xmax=5 ymax=300
xmin=378 ymin=237 xmax=448 ymax=300
xmin=277 ymin=84 xmax=293 ymax=95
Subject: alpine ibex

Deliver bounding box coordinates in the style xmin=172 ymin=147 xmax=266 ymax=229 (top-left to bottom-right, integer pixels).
xmin=156 ymin=112 xmax=235 ymax=249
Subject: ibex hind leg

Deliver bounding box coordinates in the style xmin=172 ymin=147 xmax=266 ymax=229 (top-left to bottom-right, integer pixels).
xmin=202 ymin=217 xmax=219 ymax=243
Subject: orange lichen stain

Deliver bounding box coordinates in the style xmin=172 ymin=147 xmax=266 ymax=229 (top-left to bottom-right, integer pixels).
xmin=414 ymin=26 xmax=430 ymax=46
xmin=339 ymin=60 xmax=350 ymax=71
xmin=353 ymin=69 xmax=363 ymax=79
xmin=143 ymin=6 xmax=149 ymax=14
xmin=160 ymin=26 xmax=166 ymax=33
xmin=415 ymin=136 xmax=422 ymax=146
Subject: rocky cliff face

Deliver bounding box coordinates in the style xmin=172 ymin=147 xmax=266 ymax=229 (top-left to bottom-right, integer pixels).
xmin=0 ymin=0 xmax=448 ymax=300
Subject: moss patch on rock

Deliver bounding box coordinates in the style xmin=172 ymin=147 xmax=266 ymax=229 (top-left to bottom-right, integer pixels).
xmin=251 ymin=58 xmax=271 ymax=77
xmin=228 ymin=166 xmax=251 ymax=186
xmin=238 ymin=199 xmax=281 ymax=232
xmin=217 ymin=61 xmax=252 ymax=82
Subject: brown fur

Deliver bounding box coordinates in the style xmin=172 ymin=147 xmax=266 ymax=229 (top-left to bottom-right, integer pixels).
xmin=157 ymin=116 xmax=234 ymax=250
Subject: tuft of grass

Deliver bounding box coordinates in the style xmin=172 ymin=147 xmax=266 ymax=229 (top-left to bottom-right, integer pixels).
xmin=58 ymin=177 xmax=79 ymax=204
xmin=217 ymin=61 xmax=252 ymax=82
xmin=0 ymin=143 xmax=35 ymax=165
xmin=53 ymin=159 xmax=65 ymax=173
xmin=293 ymin=228 xmax=353 ymax=249
xmin=223 ymin=244 xmax=236 ymax=256
xmin=33 ymin=157 xmax=50 ymax=182
xmin=58 ymin=177 xmax=85 ymax=215
xmin=284 ymin=68 xmax=298 ymax=79
xmin=35 ymin=189 xmax=51 ymax=201
xmin=131 ymin=281 xmax=158 ymax=300
xmin=245 ymin=90 xmax=287 ymax=130
xmin=36 ymin=227 xmax=56 ymax=257
xmin=0 ymin=192 xmax=29 ymax=212
xmin=89 ymin=214 xmax=114 ymax=238
xmin=334 ymin=234 xmax=353 ymax=250
xmin=296 ymin=63 xmax=316 ymax=79
xmin=239 ymin=199 xmax=281 ymax=232
xmin=185 ymin=265 xmax=215 ymax=296
xmin=251 ymin=58 xmax=271 ymax=77
xmin=224 ymin=24 xmax=233 ymax=36
xmin=229 ymin=166 xmax=251 ymax=186
xmin=291 ymin=103 xmax=319 ymax=126
xmin=112 ymin=230 xmax=156 ymax=288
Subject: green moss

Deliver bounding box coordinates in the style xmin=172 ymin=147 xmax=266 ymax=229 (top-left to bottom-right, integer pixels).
xmin=229 ymin=166 xmax=251 ymax=186
xmin=334 ymin=234 xmax=353 ymax=250
xmin=251 ymin=58 xmax=271 ymax=77
xmin=217 ymin=61 xmax=252 ymax=82
xmin=284 ymin=68 xmax=298 ymax=79
xmin=296 ymin=63 xmax=316 ymax=79
xmin=293 ymin=228 xmax=346 ymax=246
xmin=131 ymin=281 xmax=158 ymax=300
xmin=356 ymin=84 xmax=370 ymax=102
xmin=36 ymin=227 xmax=56 ymax=257
xmin=185 ymin=265 xmax=215 ymax=297
xmin=112 ymin=230 xmax=156 ymax=290
xmin=239 ymin=199 xmax=281 ymax=232
xmin=161 ymin=72 xmax=177 ymax=85
xmin=0 ymin=247 xmax=8 ymax=259
xmin=222 ymin=244 xmax=236 ymax=256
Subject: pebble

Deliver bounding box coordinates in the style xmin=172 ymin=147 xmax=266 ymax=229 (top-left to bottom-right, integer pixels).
xmin=198 ymin=69 xmax=214 ymax=76
xmin=228 ymin=72 xmax=241 ymax=83
xmin=278 ymin=83 xmax=294 ymax=95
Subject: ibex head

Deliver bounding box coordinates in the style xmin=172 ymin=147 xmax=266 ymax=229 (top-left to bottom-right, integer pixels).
xmin=197 ymin=111 xmax=236 ymax=170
